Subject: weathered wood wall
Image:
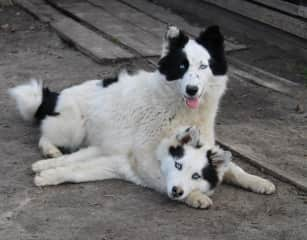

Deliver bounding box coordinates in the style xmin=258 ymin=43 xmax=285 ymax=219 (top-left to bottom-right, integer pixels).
xmin=202 ymin=0 xmax=307 ymax=40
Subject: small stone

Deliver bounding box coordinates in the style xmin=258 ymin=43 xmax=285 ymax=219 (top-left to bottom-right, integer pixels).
xmin=295 ymin=103 xmax=304 ymax=114
xmin=1 ymin=24 xmax=9 ymax=30
xmin=16 ymin=12 xmax=21 ymax=16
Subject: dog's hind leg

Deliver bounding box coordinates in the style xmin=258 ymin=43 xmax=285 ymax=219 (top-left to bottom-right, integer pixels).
xmin=223 ymin=162 xmax=276 ymax=194
xmin=32 ymin=146 xmax=102 ymax=172
xmin=38 ymin=136 xmax=63 ymax=158
xmin=34 ymin=154 xmax=127 ymax=186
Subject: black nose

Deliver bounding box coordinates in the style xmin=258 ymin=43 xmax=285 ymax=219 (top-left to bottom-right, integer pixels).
xmin=186 ymin=85 xmax=198 ymax=96
xmin=172 ymin=186 xmax=184 ymax=198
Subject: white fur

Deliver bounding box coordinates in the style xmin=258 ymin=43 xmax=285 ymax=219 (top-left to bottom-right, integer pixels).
xmin=11 ymin=27 xmax=275 ymax=208
xmin=8 ymin=79 xmax=43 ymax=121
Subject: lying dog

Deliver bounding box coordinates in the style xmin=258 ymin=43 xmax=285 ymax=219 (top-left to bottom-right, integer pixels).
xmin=32 ymin=126 xmax=230 ymax=208
xmin=10 ymin=25 xmax=275 ymax=208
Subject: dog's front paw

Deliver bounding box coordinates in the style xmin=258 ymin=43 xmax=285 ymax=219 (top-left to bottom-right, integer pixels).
xmin=250 ymin=178 xmax=276 ymax=195
xmin=208 ymin=146 xmax=232 ymax=165
xmin=176 ymin=126 xmax=200 ymax=147
xmin=32 ymin=160 xmax=48 ymax=173
xmin=34 ymin=169 xmax=62 ymax=186
xmin=184 ymin=191 xmax=212 ymax=209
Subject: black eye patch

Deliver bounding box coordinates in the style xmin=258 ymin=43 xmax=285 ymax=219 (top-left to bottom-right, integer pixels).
xmin=158 ymin=50 xmax=189 ymax=81
xmin=169 ymin=145 xmax=184 ymax=159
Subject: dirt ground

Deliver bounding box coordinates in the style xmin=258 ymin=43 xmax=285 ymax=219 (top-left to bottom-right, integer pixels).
xmin=1 ymin=6 xmax=307 ymax=240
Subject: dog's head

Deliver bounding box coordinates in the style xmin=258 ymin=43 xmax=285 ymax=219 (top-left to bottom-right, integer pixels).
xmin=156 ymin=126 xmax=231 ymax=200
xmin=158 ymin=26 xmax=227 ymax=109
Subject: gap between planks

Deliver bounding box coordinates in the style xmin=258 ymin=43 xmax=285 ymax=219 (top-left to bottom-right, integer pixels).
xmin=14 ymin=0 xmax=136 ymax=62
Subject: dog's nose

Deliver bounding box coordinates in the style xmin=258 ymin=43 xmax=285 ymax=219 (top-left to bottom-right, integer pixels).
xmin=186 ymin=85 xmax=198 ymax=97
xmin=172 ymin=186 xmax=184 ymax=198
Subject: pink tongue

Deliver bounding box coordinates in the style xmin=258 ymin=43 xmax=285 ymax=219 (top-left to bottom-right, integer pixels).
xmin=186 ymin=98 xmax=199 ymax=109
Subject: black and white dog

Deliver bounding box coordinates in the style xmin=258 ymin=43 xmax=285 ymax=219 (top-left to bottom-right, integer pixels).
xmin=9 ymin=26 xmax=275 ymax=208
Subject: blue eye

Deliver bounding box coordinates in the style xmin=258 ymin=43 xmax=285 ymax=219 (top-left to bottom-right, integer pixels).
xmin=199 ymin=64 xmax=208 ymax=70
xmin=192 ymin=173 xmax=201 ymax=180
xmin=179 ymin=64 xmax=186 ymax=70
xmin=175 ymin=162 xmax=183 ymax=170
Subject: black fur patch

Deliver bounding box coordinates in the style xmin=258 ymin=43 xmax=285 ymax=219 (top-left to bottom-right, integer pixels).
xmin=169 ymin=145 xmax=184 ymax=159
xmin=34 ymin=87 xmax=59 ymax=121
xmin=102 ymin=76 xmax=118 ymax=87
xmin=196 ymin=26 xmax=227 ymax=75
xmin=202 ymin=150 xmax=219 ymax=189
xmin=158 ymin=30 xmax=189 ymax=81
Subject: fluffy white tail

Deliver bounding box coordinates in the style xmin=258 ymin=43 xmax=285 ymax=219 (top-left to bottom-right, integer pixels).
xmin=8 ymin=79 xmax=43 ymax=121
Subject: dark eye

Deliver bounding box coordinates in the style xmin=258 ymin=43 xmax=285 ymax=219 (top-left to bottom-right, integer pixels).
xmin=175 ymin=162 xmax=183 ymax=170
xmin=192 ymin=173 xmax=201 ymax=180
xmin=199 ymin=64 xmax=208 ymax=70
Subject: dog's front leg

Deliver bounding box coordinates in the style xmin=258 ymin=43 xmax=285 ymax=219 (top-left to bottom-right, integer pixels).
xmin=183 ymin=190 xmax=213 ymax=209
xmin=223 ymin=162 xmax=276 ymax=194
xmin=34 ymin=155 xmax=125 ymax=186
xmin=32 ymin=146 xmax=102 ymax=173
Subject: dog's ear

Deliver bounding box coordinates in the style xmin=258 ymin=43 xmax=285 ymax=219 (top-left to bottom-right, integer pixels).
xmin=207 ymin=149 xmax=232 ymax=168
xmin=196 ymin=26 xmax=227 ymax=75
xmin=197 ymin=25 xmax=223 ymax=48
xmin=161 ymin=25 xmax=189 ymax=57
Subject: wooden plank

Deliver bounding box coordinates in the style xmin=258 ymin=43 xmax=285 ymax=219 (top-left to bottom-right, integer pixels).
xmin=51 ymin=18 xmax=134 ymax=62
xmin=253 ymin=0 xmax=307 ymax=18
xmin=119 ymin=0 xmax=247 ymax=52
xmin=202 ymin=0 xmax=307 ymax=40
xmin=15 ymin=0 xmax=134 ymax=62
xmin=228 ymin=56 xmax=303 ymax=98
xmin=88 ymin=0 xmax=166 ymax=38
xmin=218 ymin=139 xmax=307 ymax=192
xmin=14 ymin=0 xmax=63 ymax=23
xmin=47 ymin=0 xmax=162 ymax=56
xmin=216 ymin=73 xmax=307 ymax=192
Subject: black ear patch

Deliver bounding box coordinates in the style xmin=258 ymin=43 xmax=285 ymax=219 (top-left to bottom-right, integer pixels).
xmin=158 ymin=30 xmax=189 ymax=81
xmin=202 ymin=150 xmax=219 ymax=189
xmin=169 ymin=145 xmax=184 ymax=159
xmin=34 ymin=87 xmax=59 ymax=122
xmin=196 ymin=25 xmax=227 ymax=75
